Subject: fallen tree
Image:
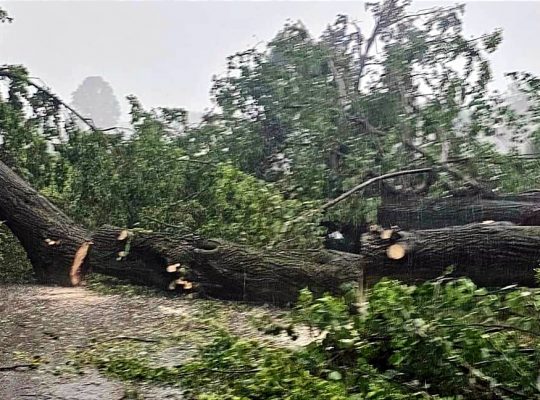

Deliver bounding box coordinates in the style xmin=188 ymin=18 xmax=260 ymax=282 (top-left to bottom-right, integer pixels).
xmin=0 ymin=159 xmax=361 ymax=304
xmin=0 ymin=160 xmax=539 ymax=305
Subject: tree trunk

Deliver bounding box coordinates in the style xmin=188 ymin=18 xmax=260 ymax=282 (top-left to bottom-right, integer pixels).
xmin=1 ymin=160 xmax=539 ymax=306
xmin=0 ymin=160 xmax=361 ymax=305
xmin=378 ymin=193 xmax=540 ymax=230
xmin=0 ymin=161 xmax=90 ymax=285
xmin=361 ymin=222 xmax=539 ymax=286
xmin=88 ymin=225 xmax=361 ymax=304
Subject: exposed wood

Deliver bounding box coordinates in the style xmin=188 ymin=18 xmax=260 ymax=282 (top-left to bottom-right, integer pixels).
xmin=87 ymin=225 xmax=361 ymax=305
xmin=166 ymin=263 xmax=180 ymax=273
xmin=0 ymin=160 xmax=89 ymax=285
xmin=117 ymin=230 xmax=129 ymax=241
xmin=69 ymin=241 xmax=92 ymax=286
xmin=386 ymin=244 xmax=406 ymax=260
xmin=380 ymin=229 xmax=394 ymax=240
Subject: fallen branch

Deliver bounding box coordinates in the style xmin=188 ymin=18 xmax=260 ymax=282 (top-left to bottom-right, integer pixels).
xmin=0 ymin=363 xmax=35 ymax=371
xmin=0 ymin=68 xmax=99 ymax=132
xmin=320 ymin=168 xmax=432 ymax=211
xmin=277 ymin=168 xmax=432 ymax=244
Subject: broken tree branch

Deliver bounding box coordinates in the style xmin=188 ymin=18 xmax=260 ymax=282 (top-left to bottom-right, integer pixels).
xmin=320 ymin=168 xmax=432 ymax=211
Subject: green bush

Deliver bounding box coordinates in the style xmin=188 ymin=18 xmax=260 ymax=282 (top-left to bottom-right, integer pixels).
xmin=198 ymin=163 xmax=323 ymax=248
xmin=183 ymin=279 xmax=540 ymax=399
xmin=82 ymin=277 xmax=540 ymax=399
xmin=0 ymin=224 xmax=33 ymax=283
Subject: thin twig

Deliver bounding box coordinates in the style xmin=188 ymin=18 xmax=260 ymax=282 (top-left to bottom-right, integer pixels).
xmin=0 ymin=363 xmax=35 ymax=371
xmin=98 ymin=335 xmax=160 ymax=343
xmin=142 ymin=216 xmax=190 ymax=232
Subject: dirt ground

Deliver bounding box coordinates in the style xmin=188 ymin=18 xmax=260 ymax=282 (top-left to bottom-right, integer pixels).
xmin=0 ymin=284 xmax=311 ymax=399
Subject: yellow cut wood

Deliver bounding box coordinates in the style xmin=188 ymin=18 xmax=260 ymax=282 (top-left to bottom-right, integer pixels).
xmin=166 ymin=263 xmax=180 ymax=273
xmin=387 ymin=244 xmax=406 ymax=260
xmin=380 ymin=229 xmax=393 ymax=240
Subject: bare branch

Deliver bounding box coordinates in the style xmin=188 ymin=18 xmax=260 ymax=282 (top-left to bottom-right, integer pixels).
xmin=320 ymin=167 xmax=432 ymax=211
xmin=356 ymin=16 xmax=383 ymax=91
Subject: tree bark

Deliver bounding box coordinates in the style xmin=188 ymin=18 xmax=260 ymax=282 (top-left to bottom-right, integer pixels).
xmin=361 ymin=222 xmax=539 ymax=286
xmin=0 ymin=161 xmax=90 ymax=285
xmin=378 ymin=192 xmax=540 ymax=230
xmin=0 ymin=160 xmax=361 ymax=305
xmin=1 ymin=160 xmax=539 ymax=306
xmin=88 ymin=226 xmax=361 ymax=304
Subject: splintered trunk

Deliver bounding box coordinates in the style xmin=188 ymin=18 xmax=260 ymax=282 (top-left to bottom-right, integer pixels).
xmin=361 ymin=223 xmax=540 ymax=286
xmin=378 ymin=193 xmax=540 ymax=230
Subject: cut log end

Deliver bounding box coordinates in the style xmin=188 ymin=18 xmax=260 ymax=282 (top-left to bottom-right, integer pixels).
xmin=387 ymin=244 xmax=406 ymax=260
xmin=69 ymin=241 xmax=93 ymax=286
xmin=168 ymin=278 xmax=194 ymax=291
xmin=166 ymin=263 xmax=181 ymax=273
xmin=380 ymin=229 xmax=394 ymax=240
xmin=117 ymin=230 xmax=129 ymax=241
xmin=176 ymin=278 xmax=194 ymax=290
xmin=369 ymin=224 xmax=382 ymax=233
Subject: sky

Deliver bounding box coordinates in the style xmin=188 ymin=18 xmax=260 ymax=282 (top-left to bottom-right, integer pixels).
xmin=1 ymin=1 xmax=540 ymax=121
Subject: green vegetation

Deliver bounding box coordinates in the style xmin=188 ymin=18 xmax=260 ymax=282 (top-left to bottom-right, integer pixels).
xmin=1 ymin=2 xmax=540 ymax=398
xmin=2 ymin=1 xmax=540 ymax=252
xmin=0 ymin=224 xmax=33 ymax=283
xmin=75 ymin=278 xmax=540 ymax=399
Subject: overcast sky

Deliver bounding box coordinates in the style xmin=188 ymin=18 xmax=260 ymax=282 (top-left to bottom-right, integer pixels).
xmin=1 ymin=1 xmax=540 ymax=120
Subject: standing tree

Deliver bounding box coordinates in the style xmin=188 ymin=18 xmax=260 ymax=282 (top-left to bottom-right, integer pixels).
xmin=71 ymin=76 xmax=121 ymax=129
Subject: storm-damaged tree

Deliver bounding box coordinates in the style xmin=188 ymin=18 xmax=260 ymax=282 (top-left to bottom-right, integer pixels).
xmin=1 ymin=2 xmax=540 ymax=305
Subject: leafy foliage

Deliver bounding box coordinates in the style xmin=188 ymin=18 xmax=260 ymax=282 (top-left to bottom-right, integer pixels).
xmin=182 ymin=279 xmax=540 ymax=399
xmin=77 ymin=278 xmax=540 ymax=399
xmin=2 ymin=2 xmax=540 ymax=396
xmin=2 ymin=0 xmax=540 ymax=247
xmin=0 ymin=223 xmax=33 ymax=283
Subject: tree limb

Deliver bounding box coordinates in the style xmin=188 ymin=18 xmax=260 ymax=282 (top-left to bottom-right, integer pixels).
xmin=320 ymin=167 xmax=432 ymax=211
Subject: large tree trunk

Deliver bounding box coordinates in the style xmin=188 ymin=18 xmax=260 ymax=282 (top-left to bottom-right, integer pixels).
xmin=88 ymin=226 xmax=361 ymax=304
xmin=378 ymin=192 xmax=540 ymax=230
xmin=361 ymin=222 xmax=539 ymax=286
xmin=0 ymin=160 xmax=538 ymax=305
xmin=0 ymin=161 xmax=90 ymax=285
xmin=0 ymin=160 xmax=361 ymax=305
